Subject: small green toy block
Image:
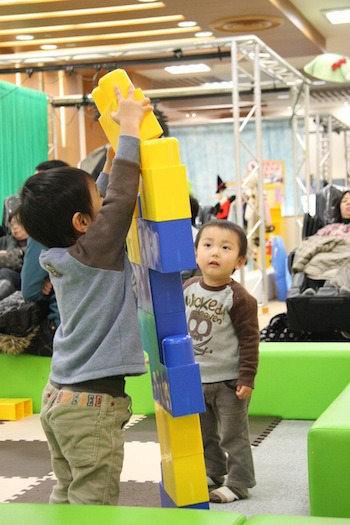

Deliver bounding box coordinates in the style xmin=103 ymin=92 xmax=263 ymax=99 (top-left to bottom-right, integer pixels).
xmin=0 ymin=398 xmax=33 ymax=420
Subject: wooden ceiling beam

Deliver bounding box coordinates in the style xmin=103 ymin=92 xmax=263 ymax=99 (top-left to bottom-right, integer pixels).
xmin=268 ymin=0 xmax=326 ymax=53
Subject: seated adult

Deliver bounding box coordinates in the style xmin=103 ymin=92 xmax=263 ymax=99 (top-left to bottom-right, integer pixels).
xmin=292 ymin=189 xmax=350 ymax=283
xmin=21 ymin=159 xmax=70 ymax=333
xmin=0 ymin=210 xmax=28 ymax=300
xmin=314 ymin=189 xmax=350 ymax=241
xmin=21 ymin=151 xmax=114 ymax=341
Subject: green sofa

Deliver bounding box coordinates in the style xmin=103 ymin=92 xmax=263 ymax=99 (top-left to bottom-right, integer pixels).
xmin=1 ymin=503 xmax=350 ymax=525
xmin=308 ymin=383 xmax=350 ymax=518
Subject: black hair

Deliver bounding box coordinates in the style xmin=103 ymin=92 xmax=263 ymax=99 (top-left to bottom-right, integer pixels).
xmin=35 ymin=159 xmax=69 ymax=172
xmin=8 ymin=208 xmax=20 ymax=223
xmin=333 ymin=190 xmax=350 ymax=223
xmin=189 ymin=195 xmax=199 ymax=226
xmin=18 ymin=167 xmax=95 ymax=248
xmin=194 ymin=219 xmax=247 ymax=258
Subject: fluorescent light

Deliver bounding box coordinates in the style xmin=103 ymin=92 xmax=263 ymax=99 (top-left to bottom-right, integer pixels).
xmin=16 ymin=34 xmax=34 ymax=40
xmin=41 ymin=44 xmax=57 ymax=50
xmin=1 ymin=15 xmax=184 ymax=36
xmin=178 ymin=21 xmax=197 ymax=27
xmin=0 ymin=26 xmax=200 ymax=48
xmin=73 ymin=53 xmax=103 ymax=60
xmin=323 ymin=8 xmax=350 ymax=24
xmin=202 ymin=80 xmax=233 ymax=88
xmin=0 ymin=2 xmax=165 ymax=22
xmin=23 ymin=56 xmax=57 ymax=63
xmin=0 ymin=0 xmax=70 ymax=4
xmin=194 ymin=31 xmax=213 ymax=37
xmin=165 ymin=63 xmax=211 ymax=74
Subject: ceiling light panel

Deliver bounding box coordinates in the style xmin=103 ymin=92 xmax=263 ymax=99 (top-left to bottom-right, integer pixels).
xmin=165 ymin=64 xmax=211 ymax=74
xmin=0 ymin=26 xmax=200 ymax=48
xmin=1 ymin=15 xmax=185 ymax=36
xmin=323 ymin=8 xmax=350 ymax=24
xmin=0 ymin=2 xmax=165 ymax=22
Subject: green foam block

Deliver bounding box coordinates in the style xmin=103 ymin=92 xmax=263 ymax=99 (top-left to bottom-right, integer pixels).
xmin=249 ymin=342 xmax=350 ymax=420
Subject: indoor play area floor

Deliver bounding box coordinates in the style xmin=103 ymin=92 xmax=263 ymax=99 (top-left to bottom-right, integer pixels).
xmin=0 ymin=410 xmax=313 ymax=517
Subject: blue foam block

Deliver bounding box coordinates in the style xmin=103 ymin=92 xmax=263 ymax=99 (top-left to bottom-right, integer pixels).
xmin=167 ymin=362 xmax=205 ymax=416
xmin=132 ymin=264 xmax=153 ymax=314
xmin=154 ymin=311 xmax=188 ymax=362
xmin=184 ymin=502 xmax=210 ymax=510
xmin=159 ymin=482 xmax=176 ymax=508
xmin=162 ymin=334 xmax=195 ymax=368
xmin=152 ymin=361 xmax=205 ymax=417
xmin=149 ymin=269 xmax=185 ymax=316
xmin=138 ymin=218 xmax=196 ymax=273
xmin=159 ymin=482 xmax=209 ymax=510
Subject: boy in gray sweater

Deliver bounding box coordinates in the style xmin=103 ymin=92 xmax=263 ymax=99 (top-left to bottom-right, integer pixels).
xmin=183 ymin=219 xmax=259 ymax=504
xmin=17 ymin=85 xmax=152 ymax=505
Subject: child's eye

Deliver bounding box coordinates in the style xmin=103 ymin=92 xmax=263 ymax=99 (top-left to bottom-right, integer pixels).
xmin=203 ymin=243 xmax=211 ymax=247
xmin=223 ymin=245 xmax=230 ymax=250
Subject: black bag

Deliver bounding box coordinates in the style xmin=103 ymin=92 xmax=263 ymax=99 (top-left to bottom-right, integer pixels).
xmin=260 ymin=312 xmax=311 ymax=342
xmin=0 ymin=291 xmax=47 ymax=337
xmin=0 ymin=291 xmax=54 ymax=357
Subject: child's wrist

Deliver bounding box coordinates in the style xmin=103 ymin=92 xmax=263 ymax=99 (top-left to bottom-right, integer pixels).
xmin=119 ymin=122 xmax=140 ymax=138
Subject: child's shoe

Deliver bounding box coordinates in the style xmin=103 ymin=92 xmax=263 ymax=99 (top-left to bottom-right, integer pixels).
xmin=209 ymin=485 xmax=248 ymax=503
xmin=206 ymin=475 xmax=225 ymax=489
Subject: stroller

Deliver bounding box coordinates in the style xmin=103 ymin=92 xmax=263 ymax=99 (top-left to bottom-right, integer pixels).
xmin=286 ymin=184 xmax=350 ymax=337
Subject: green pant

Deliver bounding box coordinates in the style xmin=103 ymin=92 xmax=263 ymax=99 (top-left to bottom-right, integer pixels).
xmin=40 ymin=382 xmax=132 ymax=505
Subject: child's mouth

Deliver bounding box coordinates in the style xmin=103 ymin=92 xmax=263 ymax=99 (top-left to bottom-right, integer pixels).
xmin=209 ymin=261 xmax=220 ymax=267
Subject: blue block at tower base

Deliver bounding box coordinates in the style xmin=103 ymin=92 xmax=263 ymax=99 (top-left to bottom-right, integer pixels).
xmin=159 ymin=482 xmax=209 ymax=510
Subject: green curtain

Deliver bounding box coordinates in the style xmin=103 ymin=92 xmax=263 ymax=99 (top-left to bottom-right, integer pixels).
xmin=0 ymin=80 xmax=48 ymax=211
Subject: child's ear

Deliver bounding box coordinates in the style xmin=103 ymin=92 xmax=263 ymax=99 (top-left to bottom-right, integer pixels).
xmin=72 ymin=212 xmax=91 ymax=234
xmin=234 ymin=256 xmax=246 ymax=271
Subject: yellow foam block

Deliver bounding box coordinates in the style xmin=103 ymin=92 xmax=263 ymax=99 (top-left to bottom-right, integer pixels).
xmin=98 ymin=100 xmax=119 ymax=151
xmin=140 ymin=165 xmax=191 ymax=222
xmin=155 ymin=401 xmax=203 ymax=459
xmin=126 ymin=217 xmax=142 ymax=265
xmin=91 ymin=85 xmax=108 ymax=114
xmin=92 ymin=69 xmax=163 ymax=148
xmin=0 ymin=398 xmax=33 ymax=420
xmin=140 ymin=137 xmax=181 ymax=169
xmin=161 ymin=451 xmax=209 ymax=507
xmin=95 ymin=90 xmax=147 ymax=151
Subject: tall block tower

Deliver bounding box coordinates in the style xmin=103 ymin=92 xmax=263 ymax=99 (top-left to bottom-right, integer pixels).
xmin=92 ymin=69 xmax=209 ymax=509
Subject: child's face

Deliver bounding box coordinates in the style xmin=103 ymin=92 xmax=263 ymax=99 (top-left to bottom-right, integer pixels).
xmin=195 ymin=226 xmax=246 ymax=287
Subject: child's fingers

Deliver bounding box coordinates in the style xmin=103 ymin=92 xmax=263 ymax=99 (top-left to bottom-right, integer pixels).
xmin=113 ymin=84 xmax=123 ymax=101
xmin=127 ymin=83 xmax=135 ymax=96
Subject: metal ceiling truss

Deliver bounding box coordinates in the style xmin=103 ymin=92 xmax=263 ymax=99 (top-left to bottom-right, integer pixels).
xmin=49 ymin=35 xmax=311 ymax=307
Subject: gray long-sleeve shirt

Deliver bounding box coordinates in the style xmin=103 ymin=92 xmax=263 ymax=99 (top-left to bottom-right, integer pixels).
xmin=39 ymin=136 xmax=146 ymax=385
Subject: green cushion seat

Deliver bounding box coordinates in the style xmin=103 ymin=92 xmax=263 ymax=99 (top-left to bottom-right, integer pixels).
xmin=0 ymin=503 xmax=246 ymax=525
xmin=308 ymin=383 xmax=350 ymax=518
xmin=249 ymin=342 xmax=350 ymax=419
